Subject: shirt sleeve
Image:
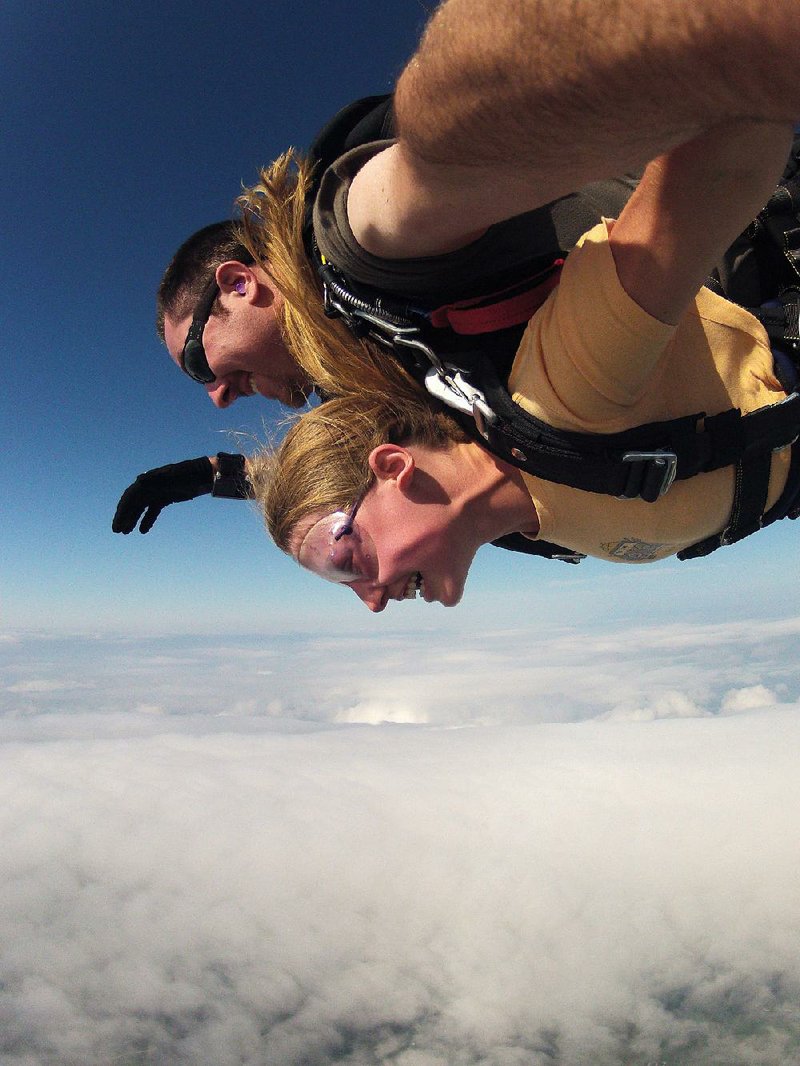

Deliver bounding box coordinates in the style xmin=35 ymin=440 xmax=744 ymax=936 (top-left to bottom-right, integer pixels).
xmin=509 ymin=221 xmax=679 ymax=430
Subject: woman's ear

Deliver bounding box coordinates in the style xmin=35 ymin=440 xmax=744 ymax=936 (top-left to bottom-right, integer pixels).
xmin=368 ymin=444 xmax=415 ymax=488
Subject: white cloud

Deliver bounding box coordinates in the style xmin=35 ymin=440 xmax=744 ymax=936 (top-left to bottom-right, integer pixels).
xmin=0 ymin=704 xmax=799 ymax=1064
xmin=599 ymin=689 xmax=709 ymax=722
xmin=1 ymin=615 xmax=799 ymax=1061
xmin=720 ymin=685 xmax=777 ymax=715
xmin=334 ymin=698 xmax=430 ymax=724
xmin=133 ymin=702 xmax=164 ymax=715
xmin=6 ymin=679 xmax=86 ymax=694
xmin=3 ymin=614 xmax=800 ymax=729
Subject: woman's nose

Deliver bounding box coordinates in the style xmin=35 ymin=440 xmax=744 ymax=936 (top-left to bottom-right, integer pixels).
xmin=350 ymin=582 xmax=389 ymax=613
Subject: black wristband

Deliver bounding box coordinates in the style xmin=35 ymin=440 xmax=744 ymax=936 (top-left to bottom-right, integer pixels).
xmin=211 ymin=452 xmax=253 ymax=499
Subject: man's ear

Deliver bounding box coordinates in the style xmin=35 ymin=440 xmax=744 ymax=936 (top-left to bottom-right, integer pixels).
xmin=216 ymin=261 xmax=254 ymax=299
xmin=368 ymin=444 xmax=415 ymax=489
xmin=217 ymin=260 xmax=279 ymax=309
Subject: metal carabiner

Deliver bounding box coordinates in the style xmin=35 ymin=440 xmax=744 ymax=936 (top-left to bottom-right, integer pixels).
xmin=424 ymin=367 xmax=497 ymax=438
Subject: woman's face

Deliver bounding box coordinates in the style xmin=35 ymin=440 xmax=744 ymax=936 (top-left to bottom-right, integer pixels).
xmin=290 ymin=448 xmax=482 ymax=612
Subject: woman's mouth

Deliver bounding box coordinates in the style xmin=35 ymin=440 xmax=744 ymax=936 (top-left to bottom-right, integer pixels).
xmin=402 ymin=572 xmax=425 ymax=600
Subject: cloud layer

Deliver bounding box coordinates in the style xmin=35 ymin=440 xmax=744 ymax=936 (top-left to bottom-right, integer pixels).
xmin=4 ymin=613 xmax=800 ymax=728
xmin=2 ymin=618 xmax=800 ymax=1063
xmin=1 ymin=703 xmax=799 ymax=1064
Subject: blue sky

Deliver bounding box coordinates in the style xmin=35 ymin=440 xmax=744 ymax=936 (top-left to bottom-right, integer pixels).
xmin=3 ymin=0 xmax=424 ymax=634
xmin=3 ymin=0 xmax=799 ymax=638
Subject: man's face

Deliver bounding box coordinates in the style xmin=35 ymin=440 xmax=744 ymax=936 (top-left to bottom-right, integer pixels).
xmin=163 ymin=275 xmax=310 ymax=409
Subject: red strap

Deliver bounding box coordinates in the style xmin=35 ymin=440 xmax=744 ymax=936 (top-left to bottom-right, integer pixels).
xmin=429 ymin=261 xmax=564 ymax=335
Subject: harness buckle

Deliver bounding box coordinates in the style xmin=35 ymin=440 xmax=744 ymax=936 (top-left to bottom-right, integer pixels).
xmin=618 ymin=451 xmax=678 ymax=501
xmin=424 ymin=367 xmax=497 ymax=438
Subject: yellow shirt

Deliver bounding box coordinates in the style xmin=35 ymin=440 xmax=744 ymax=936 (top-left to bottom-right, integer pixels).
xmin=508 ymin=221 xmax=791 ymax=562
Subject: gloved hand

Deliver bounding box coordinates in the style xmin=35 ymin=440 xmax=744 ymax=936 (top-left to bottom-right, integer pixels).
xmin=112 ymin=457 xmax=214 ymax=534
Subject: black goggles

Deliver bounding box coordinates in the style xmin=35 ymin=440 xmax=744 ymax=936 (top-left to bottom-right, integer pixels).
xmin=180 ymin=277 xmax=219 ymax=385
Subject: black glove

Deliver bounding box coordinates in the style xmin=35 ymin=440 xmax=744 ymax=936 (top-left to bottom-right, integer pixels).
xmin=112 ymin=457 xmax=214 ymax=534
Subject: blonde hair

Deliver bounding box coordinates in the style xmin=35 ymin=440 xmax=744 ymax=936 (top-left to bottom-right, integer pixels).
xmin=237 ymin=151 xmax=469 ymax=553
xmin=236 ymin=149 xmax=418 ymax=402
xmin=249 ymin=390 xmax=469 ymax=553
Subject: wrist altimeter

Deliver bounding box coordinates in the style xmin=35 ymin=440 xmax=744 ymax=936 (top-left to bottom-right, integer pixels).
xmin=211 ymin=452 xmax=253 ymax=499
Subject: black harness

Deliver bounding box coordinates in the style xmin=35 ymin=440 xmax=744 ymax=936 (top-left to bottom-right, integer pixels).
xmin=317 ymin=244 xmax=800 ymax=562
xmin=308 ymin=100 xmax=800 ymax=563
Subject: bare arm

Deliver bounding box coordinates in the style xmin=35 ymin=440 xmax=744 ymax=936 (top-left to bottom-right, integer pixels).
xmin=609 ymin=121 xmax=794 ymax=324
xmin=349 ymin=0 xmax=800 ymax=257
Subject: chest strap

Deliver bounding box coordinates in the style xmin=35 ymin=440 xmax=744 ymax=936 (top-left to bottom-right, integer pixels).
xmin=474 ymin=363 xmax=800 ymax=498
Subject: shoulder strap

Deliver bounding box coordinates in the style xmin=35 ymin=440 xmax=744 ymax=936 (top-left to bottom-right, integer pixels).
xmin=306 ymin=94 xmax=394 ymax=175
xmin=303 ymin=95 xmax=395 ymax=252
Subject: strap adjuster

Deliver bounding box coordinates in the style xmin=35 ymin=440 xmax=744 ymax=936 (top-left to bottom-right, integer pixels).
xmin=618 ymin=451 xmax=678 ymax=501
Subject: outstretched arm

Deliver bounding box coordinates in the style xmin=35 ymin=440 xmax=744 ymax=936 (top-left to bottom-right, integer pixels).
xmin=349 ymin=0 xmax=800 ymax=257
xmin=112 ymin=454 xmax=252 ymax=534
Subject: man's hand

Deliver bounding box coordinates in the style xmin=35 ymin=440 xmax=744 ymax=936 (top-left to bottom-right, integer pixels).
xmin=112 ymin=457 xmax=214 ymax=534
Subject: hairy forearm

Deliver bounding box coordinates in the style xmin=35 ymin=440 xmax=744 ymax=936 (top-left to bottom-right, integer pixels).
xmin=396 ymin=0 xmax=798 ymax=183
xmin=349 ymin=0 xmax=799 ymax=259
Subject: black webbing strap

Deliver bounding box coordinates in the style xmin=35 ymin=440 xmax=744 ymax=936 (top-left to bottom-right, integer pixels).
xmin=681 ymin=428 xmax=800 ymax=559
xmin=760 ymin=180 xmax=800 ymax=286
xmin=774 ymin=441 xmax=800 ymax=521
xmin=751 ymin=291 xmax=800 ymax=348
xmin=474 ymin=360 xmax=800 ymax=501
xmin=678 ymin=450 xmax=773 ymax=559
xmin=491 ymin=532 xmax=585 ymax=563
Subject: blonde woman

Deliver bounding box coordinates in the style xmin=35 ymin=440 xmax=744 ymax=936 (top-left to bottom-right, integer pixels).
xmin=248 ymin=120 xmax=800 ymax=611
